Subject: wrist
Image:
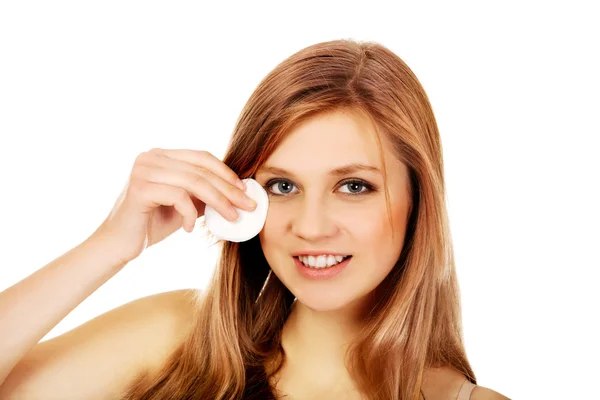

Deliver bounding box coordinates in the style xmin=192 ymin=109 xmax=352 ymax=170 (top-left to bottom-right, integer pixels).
xmin=84 ymin=229 xmax=133 ymax=270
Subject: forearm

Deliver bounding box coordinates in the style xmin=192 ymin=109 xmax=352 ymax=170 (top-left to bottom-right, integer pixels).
xmin=0 ymin=234 xmax=127 ymax=384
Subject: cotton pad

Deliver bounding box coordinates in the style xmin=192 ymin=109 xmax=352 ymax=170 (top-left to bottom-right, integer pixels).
xmin=204 ymin=178 xmax=269 ymax=242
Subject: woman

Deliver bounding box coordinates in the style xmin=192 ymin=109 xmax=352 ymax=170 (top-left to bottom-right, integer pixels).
xmin=0 ymin=39 xmax=509 ymax=399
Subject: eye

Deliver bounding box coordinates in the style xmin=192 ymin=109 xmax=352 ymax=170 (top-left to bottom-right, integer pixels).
xmin=338 ymin=179 xmax=372 ymax=195
xmin=266 ymin=179 xmax=298 ymax=196
xmin=264 ymin=178 xmax=375 ymax=197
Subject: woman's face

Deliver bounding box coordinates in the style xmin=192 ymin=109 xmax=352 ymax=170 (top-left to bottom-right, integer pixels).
xmin=255 ymin=109 xmax=411 ymax=312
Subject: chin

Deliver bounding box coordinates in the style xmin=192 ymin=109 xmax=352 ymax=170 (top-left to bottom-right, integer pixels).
xmin=293 ymin=290 xmax=355 ymax=312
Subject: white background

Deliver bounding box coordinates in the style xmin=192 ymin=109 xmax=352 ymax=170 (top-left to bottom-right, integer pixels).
xmin=1 ymin=1 xmax=598 ymax=398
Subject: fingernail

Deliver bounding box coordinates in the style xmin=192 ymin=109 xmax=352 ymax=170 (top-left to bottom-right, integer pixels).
xmin=236 ymin=180 xmax=246 ymax=191
xmin=244 ymin=196 xmax=257 ymax=209
xmin=229 ymin=207 xmax=239 ymax=221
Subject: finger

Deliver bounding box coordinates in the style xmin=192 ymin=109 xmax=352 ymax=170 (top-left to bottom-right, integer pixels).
xmin=148 ymin=154 xmax=256 ymax=212
xmin=195 ymin=167 xmax=257 ymax=212
xmin=139 ymin=165 xmax=239 ymax=222
xmin=155 ymin=148 xmax=246 ymax=191
xmin=138 ymin=182 xmax=199 ymax=232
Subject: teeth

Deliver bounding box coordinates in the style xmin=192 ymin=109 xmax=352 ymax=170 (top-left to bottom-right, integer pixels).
xmin=327 ymin=255 xmax=336 ymax=266
xmin=298 ymin=254 xmax=349 ymax=269
xmin=317 ymin=255 xmax=326 ymax=267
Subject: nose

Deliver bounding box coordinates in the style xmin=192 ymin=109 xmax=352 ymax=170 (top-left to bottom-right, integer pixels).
xmin=290 ymin=195 xmax=339 ymax=241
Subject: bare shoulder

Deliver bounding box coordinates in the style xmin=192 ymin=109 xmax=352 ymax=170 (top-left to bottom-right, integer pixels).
xmin=471 ymin=385 xmax=511 ymax=400
xmin=0 ymin=288 xmax=199 ymax=400
xmin=422 ymin=366 xmax=510 ymax=400
xmin=422 ymin=366 xmax=467 ymax=399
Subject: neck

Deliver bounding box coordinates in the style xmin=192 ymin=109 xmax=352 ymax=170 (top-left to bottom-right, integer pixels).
xmin=280 ymin=292 xmax=376 ymax=373
xmin=265 ymin=294 xmax=377 ymax=399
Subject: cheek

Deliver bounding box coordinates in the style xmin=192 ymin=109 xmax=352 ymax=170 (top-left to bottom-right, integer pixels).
xmin=345 ymin=202 xmax=394 ymax=249
xmin=348 ymin=199 xmax=408 ymax=267
xmin=258 ymin=204 xmax=289 ymax=255
xmin=261 ymin=203 xmax=289 ymax=235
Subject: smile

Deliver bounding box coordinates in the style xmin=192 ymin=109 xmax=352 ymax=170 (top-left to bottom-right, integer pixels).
xmin=293 ymin=256 xmax=352 ymax=279
xmin=295 ymin=254 xmax=351 ymax=269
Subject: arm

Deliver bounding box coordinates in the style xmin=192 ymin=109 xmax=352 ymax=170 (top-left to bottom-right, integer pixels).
xmin=0 ymin=281 xmax=197 ymax=399
xmin=0 ymin=148 xmax=247 ymax=398
xmin=0 ymin=234 xmax=127 ymax=386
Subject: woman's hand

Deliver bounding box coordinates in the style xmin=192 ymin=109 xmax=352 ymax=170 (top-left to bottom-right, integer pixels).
xmin=93 ymin=148 xmax=256 ymax=264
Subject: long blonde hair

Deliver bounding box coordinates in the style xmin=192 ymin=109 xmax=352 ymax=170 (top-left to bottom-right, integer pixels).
xmin=120 ymin=38 xmax=475 ymax=400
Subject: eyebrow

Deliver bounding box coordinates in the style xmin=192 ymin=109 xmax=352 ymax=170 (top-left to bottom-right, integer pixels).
xmin=256 ymin=163 xmax=381 ymax=177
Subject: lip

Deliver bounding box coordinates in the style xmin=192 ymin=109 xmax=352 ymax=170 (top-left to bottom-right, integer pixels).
xmin=291 ymin=250 xmax=352 ymax=257
xmin=294 ymin=255 xmax=352 ymax=280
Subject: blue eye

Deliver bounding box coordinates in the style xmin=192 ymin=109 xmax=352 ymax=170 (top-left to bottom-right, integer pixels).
xmin=267 ymin=179 xmax=297 ymax=195
xmin=264 ymin=178 xmax=375 ymax=197
xmin=339 ymin=180 xmax=370 ymax=195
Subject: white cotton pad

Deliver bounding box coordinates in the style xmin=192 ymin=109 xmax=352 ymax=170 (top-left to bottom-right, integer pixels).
xmin=204 ymin=178 xmax=269 ymax=242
